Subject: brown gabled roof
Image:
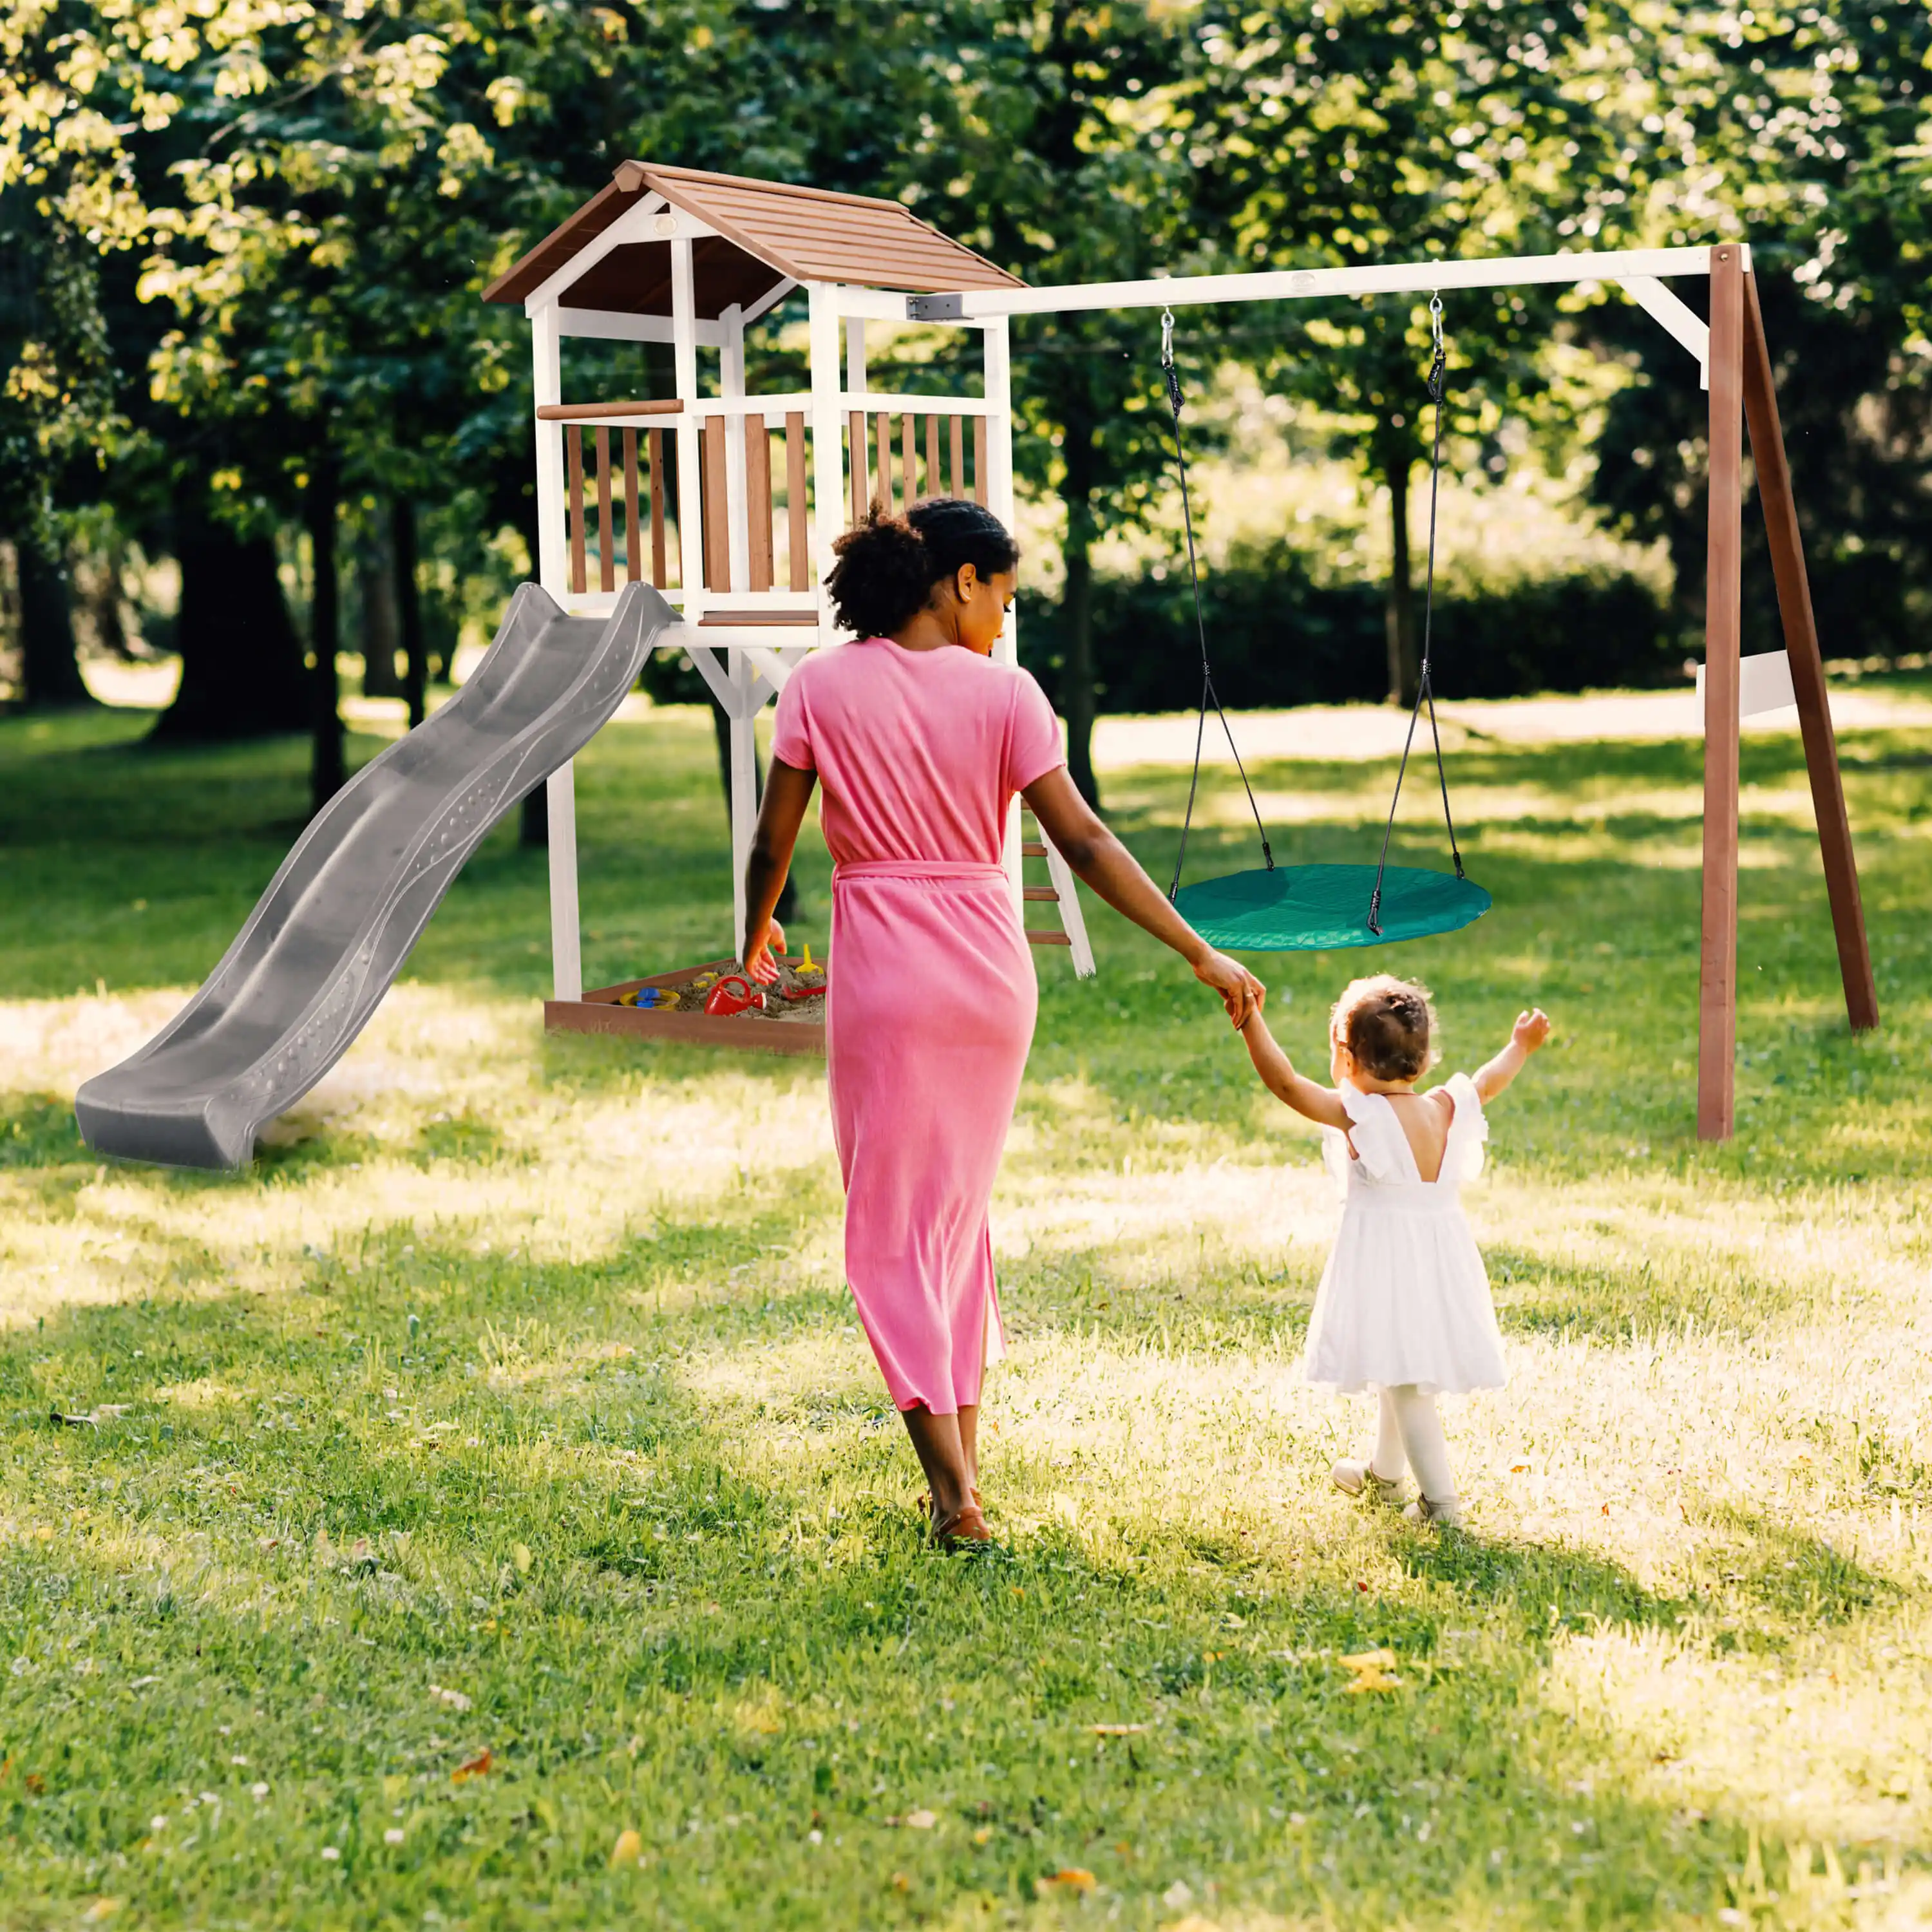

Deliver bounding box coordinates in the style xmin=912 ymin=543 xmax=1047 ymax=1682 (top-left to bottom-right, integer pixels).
xmin=481 ymin=163 xmax=1023 ymax=318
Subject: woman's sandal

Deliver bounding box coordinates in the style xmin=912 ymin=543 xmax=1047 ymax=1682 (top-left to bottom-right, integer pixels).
xmin=930 ymin=1499 xmax=992 ymax=1549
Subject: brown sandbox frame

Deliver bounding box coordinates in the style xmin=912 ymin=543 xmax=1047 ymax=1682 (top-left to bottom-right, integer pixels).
xmin=545 ymin=958 xmax=824 ymax=1057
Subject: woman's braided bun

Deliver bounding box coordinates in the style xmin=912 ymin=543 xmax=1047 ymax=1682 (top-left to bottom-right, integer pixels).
xmin=826 ymin=497 xmax=1019 ymax=638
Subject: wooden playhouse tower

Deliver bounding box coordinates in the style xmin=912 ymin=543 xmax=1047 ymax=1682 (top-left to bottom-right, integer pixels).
xmin=482 ymin=162 xmax=1095 ymax=1043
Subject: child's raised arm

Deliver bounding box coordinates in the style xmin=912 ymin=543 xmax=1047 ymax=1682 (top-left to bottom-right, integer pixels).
xmin=1473 ymin=1007 xmax=1552 ymax=1103
xmin=1239 ymin=1011 xmax=1351 ymax=1130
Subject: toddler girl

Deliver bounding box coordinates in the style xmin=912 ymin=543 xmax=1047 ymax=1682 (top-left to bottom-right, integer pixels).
xmin=1238 ymin=976 xmax=1549 ymax=1527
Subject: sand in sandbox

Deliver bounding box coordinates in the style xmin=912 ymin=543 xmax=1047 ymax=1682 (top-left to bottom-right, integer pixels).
xmin=672 ymin=957 xmax=826 ymax=1024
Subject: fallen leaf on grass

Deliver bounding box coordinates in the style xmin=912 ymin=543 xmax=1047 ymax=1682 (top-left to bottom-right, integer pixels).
xmin=1037 ymin=1868 xmax=1096 ymax=1895
xmin=609 ymin=1827 xmax=643 ymax=1869
xmin=511 ymin=1543 xmax=533 ymax=1575
xmin=1089 ymin=1724 xmax=1146 ymax=1737
xmin=889 ymin=1871 xmax=911 ymax=1891
xmin=80 ymin=1900 xmax=122 ymax=1922
xmin=972 ymin=1826 xmax=994 ymax=1845
xmin=452 ymin=1750 xmax=492 ymax=1783
xmin=1338 ymin=1649 xmax=1401 ymax=1694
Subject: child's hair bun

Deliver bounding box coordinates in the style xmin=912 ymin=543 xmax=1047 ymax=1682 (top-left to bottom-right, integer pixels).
xmin=1331 ymin=974 xmax=1439 ymax=1081
xmin=825 ymin=509 xmax=936 ymax=639
xmin=825 ymin=498 xmax=1020 ymax=639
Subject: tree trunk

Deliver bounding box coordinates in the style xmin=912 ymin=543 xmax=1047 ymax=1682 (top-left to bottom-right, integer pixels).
xmin=356 ymin=520 xmax=403 ymax=697
xmin=1059 ymin=421 xmax=1101 ymax=808
xmin=15 ymin=535 xmax=95 ymax=709
xmin=1383 ymin=451 xmax=1417 ymax=706
xmin=393 ymin=497 xmax=426 ymax=728
xmin=710 ymin=699 xmax=796 ymax=925
xmin=307 ymin=456 xmax=346 ymax=817
xmin=155 ymin=511 xmax=309 ymax=741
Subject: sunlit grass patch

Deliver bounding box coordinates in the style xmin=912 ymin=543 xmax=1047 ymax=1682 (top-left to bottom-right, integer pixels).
xmin=0 ymin=696 xmax=1927 ymax=1927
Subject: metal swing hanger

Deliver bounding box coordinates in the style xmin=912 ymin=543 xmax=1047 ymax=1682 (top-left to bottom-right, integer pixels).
xmin=1367 ymin=292 xmax=1467 ymax=935
xmin=1159 ymin=305 xmax=1276 ymax=902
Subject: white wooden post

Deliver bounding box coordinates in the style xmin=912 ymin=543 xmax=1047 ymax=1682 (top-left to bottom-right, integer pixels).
xmin=807 ymin=284 xmax=846 ymax=630
xmin=983 ymin=314 xmax=1025 ymax=917
xmin=845 ymin=314 xmax=867 ymax=399
xmin=670 ymin=233 xmax=705 ymax=616
xmin=730 ymin=659 xmax=759 ymax=961
xmin=531 ymin=298 xmax=583 ymax=1003
xmin=721 ymin=302 xmax=751 ymax=592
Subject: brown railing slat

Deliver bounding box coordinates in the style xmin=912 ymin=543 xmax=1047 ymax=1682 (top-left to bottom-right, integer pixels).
xmin=785 ymin=412 xmax=810 ymax=592
xmin=536 ymin=399 xmax=682 ymax=421
xmin=595 ymin=427 xmax=615 ymax=593
xmin=949 ymin=417 xmax=964 ymax=497
xmin=565 ymin=424 xmax=587 ymax=595
xmin=902 ymin=413 xmax=917 ymax=506
xmin=622 ymin=430 xmax=641 ymax=582
xmin=848 ymin=410 xmax=867 ymax=524
xmin=702 ymin=415 xmax=730 ymax=592
xmin=746 ymin=414 xmax=774 ymax=592
xmin=648 ymin=429 xmax=667 ymax=587
xmin=874 ymin=411 xmax=891 ymax=513
xmin=925 ymin=415 xmax=941 ymax=498
xmin=972 ymin=417 xmax=988 ymax=507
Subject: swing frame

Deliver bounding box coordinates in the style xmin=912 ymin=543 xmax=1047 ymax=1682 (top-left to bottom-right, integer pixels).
xmin=911 ymin=242 xmax=1879 ymax=1142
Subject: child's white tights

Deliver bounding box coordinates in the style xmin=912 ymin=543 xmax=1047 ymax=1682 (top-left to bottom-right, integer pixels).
xmin=1370 ymin=1385 xmax=1457 ymax=1504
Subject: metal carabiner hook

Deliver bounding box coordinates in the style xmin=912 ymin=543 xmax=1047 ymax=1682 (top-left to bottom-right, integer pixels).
xmin=1160 ymin=306 xmax=1175 ymax=369
xmin=1429 ymin=292 xmax=1444 ymax=352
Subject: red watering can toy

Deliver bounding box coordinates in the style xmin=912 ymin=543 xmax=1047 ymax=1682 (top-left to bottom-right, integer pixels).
xmin=703 ymin=974 xmax=764 ymax=1018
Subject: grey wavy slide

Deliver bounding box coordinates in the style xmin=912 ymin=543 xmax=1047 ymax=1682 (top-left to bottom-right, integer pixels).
xmin=75 ymin=580 xmax=674 ymax=1171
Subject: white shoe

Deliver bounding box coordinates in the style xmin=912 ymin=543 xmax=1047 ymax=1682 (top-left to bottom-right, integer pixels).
xmin=1331 ymin=1458 xmax=1411 ymax=1506
xmin=1402 ymin=1494 xmax=1465 ymax=1528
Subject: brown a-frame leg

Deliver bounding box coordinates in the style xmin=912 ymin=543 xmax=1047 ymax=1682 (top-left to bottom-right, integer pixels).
xmin=1696 ymin=243 xmax=1879 ymax=1143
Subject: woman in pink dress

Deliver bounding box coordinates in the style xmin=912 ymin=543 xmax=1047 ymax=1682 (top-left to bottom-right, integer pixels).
xmin=743 ymin=500 xmax=1263 ymax=1546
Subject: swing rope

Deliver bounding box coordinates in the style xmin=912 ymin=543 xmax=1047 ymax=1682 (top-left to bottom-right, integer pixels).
xmin=1160 ymin=307 xmax=1274 ymax=903
xmin=1367 ymin=294 xmax=1466 ymax=936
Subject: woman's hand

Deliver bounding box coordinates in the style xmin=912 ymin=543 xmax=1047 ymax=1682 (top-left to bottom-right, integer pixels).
xmin=744 ymin=916 xmax=786 ymax=985
xmin=1193 ymin=948 xmax=1265 ymax=1028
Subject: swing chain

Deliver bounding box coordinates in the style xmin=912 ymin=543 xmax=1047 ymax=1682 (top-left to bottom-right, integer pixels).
xmin=1158 ymin=305 xmax=1274 ymax=899
xmin=1160 ymin=307 xmax=1183 ymax=417
xmin=1367 ymin=290 xmax=1465 ymax=933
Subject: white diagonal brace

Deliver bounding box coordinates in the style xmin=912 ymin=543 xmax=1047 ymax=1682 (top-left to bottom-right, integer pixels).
xmin=1617 ymin=274 xmax=1712 ymax=388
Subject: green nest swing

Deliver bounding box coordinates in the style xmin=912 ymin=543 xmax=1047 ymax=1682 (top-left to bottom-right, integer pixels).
xmin=1156 ymin=298 xmax=1489 ymax=954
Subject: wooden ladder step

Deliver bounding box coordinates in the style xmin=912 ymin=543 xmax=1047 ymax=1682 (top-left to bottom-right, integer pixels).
xmin=1022 ymin=886 xmax=1059 ymax=901
xmin=1027 ymin=929 xmax=1073 ymax=947
xmin=1021 ymin=841 xmax=1048 ymax=858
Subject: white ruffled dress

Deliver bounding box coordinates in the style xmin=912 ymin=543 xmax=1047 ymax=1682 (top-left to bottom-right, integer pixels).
xmin=1302 ymin=1074 xmax=1507 ymax=1396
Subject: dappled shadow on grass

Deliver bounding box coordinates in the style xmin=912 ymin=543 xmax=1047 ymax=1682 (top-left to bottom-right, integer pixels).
xmin=1694 ymin=1505 xmax=1898 ymax=1641
xmin=1484 ymin=1243 xmax=1823 ymax=1343
xmin=4 ymin=1195 xmax=1930 ymax=1925
xmin=1400 ymin=1525 xmax=1687 ymax=1639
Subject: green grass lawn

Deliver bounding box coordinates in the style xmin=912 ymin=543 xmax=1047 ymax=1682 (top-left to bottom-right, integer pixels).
xmin=1 ymin=694 xmax=1929 ymax=1930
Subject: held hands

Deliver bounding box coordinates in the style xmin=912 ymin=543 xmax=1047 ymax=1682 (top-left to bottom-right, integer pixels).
xmin=744 ymin=916 xmax=787 ymax=985
xmin=1194 ymin=949 xmax=1265 ymax=1029
xmin=1512 ymin=1007 xmax=1552 ymax=1053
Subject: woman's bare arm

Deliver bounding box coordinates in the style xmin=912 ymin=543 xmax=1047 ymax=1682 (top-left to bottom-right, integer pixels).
xmin=743 ymin=757 xmax=817 ymax=982
xmin=1238 ymin=1011 xmax=1351 ymax=1129
xmin=1021 ymin=765 xmax=1264 ymax=1027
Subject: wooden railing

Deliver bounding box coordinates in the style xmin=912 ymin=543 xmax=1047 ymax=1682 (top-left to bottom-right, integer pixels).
xmin=699 ymin=412 xmax=811 ymax=596
xmin=849 ymin=408 xmax=987 ymax=522
xmin=540 ymin=401 xmax=679 ymax=598
xmin=540 ymin=396 xmax=989 ymax=603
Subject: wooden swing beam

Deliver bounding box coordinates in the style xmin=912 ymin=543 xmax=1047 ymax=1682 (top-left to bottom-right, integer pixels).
xmin=916 ymin=241 xmax=1880 ymax=1141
